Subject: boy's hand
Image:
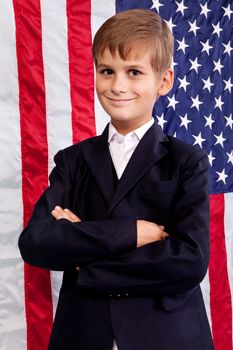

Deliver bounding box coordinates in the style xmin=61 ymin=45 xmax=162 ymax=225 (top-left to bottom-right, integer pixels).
xmin=51 ymin=206 xmax=81 ymax=271
xmin=136 ymin=220 xmax=169 ymax=248
xmin=51 ymin=206 xmax=81 ymax=223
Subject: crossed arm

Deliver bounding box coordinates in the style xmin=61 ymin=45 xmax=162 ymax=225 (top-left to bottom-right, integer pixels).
xmin=19 ymin=147 xmax=210 ymax=295
xmin=51 ymin=206 xmax=168 ymax=248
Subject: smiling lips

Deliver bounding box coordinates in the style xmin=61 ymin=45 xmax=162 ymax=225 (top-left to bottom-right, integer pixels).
xmin=106 ymin=96 xmax=136 ymax=104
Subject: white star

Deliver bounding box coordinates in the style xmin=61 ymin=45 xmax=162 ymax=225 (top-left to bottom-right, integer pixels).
xmin=216 ymin=169 xmax=228 ymax=184
xmin=176 ymin=0 xmax=188 ymax=16
xmin=227 ymin=150 xmax=233 ymax=165
xmin=151 ymin=0 xmax=164 ymax=11
xmin=225 ymin=114 xmax=233 ymax=129
xmin=214 ymin=96 xmax=224 ymax=111
xmin=200 ymin=3 xmax=211 ymax=18
xmin=167 ymin=94 xmax=179 ymax=110
xmin=204 ymin=115 xmax=215 ymax=129
xmin=208 ymin=151 xmax=216 ymax=167
xmin=223 ymin=42 xmax=233 ymax=56
xmin=191 ymin=95 xmax=203 ymax=111
xmin=179 ymin=114 xmax=192 ymax=130
xmin=200 ymin=40 xmax=213 ymax=55
xmin=212 ymin=22 xmax=223 ymax=37
xmin=213 ymin=59 xmax=224 ymax=74
xmin=188 ymin=20 xmax=200 ymax=36
xmin=189 ymin=58 xmax=201 ymax=73
xmin=165 ymin=18 xmax=176 ymax=32
xmin=214 ymin=132 xmax=226 ymax=147
xmin=223 ymin=78 xmax=233 ymax=93
xmin=193 ymin=132 xmax=206 ymax=148
xmin=177 ymin=38 xmax=189 ymax=53
xmin=157 ymin=113 xmax=167 ymax=129
xmin=202 ymin=77 xmax=214 ymax=92
xmin=222 ymin=5 xmax=233 ymax=20
xmin=178 ymin=76 xmax=190 ymax=92
xmin=171 ymin=57 xmax=178 ymax=69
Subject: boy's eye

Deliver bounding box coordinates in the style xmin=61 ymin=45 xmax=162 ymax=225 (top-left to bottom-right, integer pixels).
xmin=129 ymin=69 xmax=141 ymax=77
xmin=100 ymin=68 xmax=113 ymax=75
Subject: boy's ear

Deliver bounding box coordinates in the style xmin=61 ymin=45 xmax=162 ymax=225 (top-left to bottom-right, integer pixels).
xmin=158 ymin=68 xmax=174 ymax=96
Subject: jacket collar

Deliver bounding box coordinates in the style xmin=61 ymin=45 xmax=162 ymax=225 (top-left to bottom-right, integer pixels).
xmin=83 ymin=122 xmax=169 ymax=215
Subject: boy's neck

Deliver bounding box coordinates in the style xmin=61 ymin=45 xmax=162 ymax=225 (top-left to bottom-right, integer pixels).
xmin=111 ymin=118 xmax=153 ymax=136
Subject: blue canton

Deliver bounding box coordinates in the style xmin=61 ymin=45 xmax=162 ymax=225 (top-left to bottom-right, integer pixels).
xmin=116 ymin=0 xmax=233 ymax=194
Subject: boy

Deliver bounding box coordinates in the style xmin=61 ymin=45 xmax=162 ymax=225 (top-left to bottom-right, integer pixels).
xmin=19 ymin=9 xmax=214 ymax=350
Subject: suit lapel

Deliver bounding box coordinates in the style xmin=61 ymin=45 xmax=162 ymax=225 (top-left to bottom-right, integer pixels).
xmin=82 ymin=122 xmax=169 ymax=213
xmin=82 ymin=125 xmax=114 ymax=205
xmin=107 ymin=123 xmax=169 ymax=215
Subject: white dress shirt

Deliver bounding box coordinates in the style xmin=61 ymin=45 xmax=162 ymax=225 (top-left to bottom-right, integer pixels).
xmin=108 ymin=118 xmax=154 ymax=350
xmin=108 ymin=118 xmax=154 ymax=179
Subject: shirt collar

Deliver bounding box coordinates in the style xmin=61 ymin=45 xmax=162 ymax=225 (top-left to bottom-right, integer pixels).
xmin=108 ymin=118 xmax=154 ymax=143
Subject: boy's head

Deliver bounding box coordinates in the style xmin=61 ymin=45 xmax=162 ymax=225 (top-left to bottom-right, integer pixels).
xmin=92 ymin=9 xmax=174 ymax=77
xmin=92 ymin=9 xmax=174 ymax=133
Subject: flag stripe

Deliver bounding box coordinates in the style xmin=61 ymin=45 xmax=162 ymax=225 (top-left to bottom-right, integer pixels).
xmin=13 ymin=1 xmax=53 ymax=349
xmin=40 ymin=0 xmax=73 ymax=314
xmin=200 ymin=271 xmax=212 ymax=333
xmin=0 ymin=1 xmax=26 ymax=349
xmin=91 ymin=0 xmax=115 ymax=135
xmin=40 ymin=0 xmax=73 ymax=172
xmin=224 ymin=192 xmax=233 ymax=343
xmin=67 ymin=0 xmax=96 ymax=142
xmin=209 ymin=194 xmax=232 ymax=350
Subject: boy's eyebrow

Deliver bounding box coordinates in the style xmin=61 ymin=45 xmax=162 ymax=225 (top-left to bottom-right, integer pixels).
xmin=96 ymin=64 xmax=112 ymax=69
xmin=97 ymin=63 xmax=147 ymax=70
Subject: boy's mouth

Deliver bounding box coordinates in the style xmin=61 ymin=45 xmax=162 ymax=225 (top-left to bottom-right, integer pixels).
xmin=105 ymin=97 xmax=136 ymax=103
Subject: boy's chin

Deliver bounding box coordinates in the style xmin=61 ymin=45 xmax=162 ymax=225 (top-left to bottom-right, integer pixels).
xmin=110 ymin=116 xmax=148 ymax=128
xmin=110 ymin=116 xmax=136 ymax=124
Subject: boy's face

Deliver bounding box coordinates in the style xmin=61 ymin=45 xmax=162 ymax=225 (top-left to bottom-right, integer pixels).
xmin=95 ymin=48 xmax=173 ymax=133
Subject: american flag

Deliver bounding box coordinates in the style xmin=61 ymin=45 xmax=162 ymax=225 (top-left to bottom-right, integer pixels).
xmin=0 ymin=0 xmax=232 ymax=349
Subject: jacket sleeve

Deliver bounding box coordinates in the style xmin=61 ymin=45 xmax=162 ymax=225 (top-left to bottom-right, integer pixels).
xmin=18 ymin=148 xmax=137 ymax=271
xmin=76 ymin=150 xmax=210 ymax=296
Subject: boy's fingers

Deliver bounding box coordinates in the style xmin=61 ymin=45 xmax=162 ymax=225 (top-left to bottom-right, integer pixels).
xmin=51 ymin=208 xmax=65 ymax=220
xmin=64 ymin=208 xmax=81 ymax=222
xmin=51 ymin=207 xmax=81 ymax=222
xmin=54 ymin=206 xmax=62 ymax=211
xmin=161 ymin=231 xmax=169 ymax=240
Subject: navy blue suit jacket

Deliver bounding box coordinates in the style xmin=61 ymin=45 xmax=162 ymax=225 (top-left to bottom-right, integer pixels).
xmin=19 ymin=122 xmax=214 ymax=350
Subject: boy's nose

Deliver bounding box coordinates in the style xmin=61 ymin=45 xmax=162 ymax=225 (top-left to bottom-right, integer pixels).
xmin=110 ymin=75 xmax=128 ymax=94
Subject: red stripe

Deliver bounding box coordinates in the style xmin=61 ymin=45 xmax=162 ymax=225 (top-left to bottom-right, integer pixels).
xmin=209 ymin=194 xmax=232 ymax=350
xmin=67 ymin=0 xmax=96 ymax=143
xmin=13 ymin=1 xmax=53 ymax=349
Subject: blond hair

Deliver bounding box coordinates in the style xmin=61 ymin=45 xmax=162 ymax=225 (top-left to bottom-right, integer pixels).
xmin=92 ymin=9 xmax=174 ymax=75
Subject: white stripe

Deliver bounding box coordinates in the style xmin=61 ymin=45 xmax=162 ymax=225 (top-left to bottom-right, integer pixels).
xmin=40 ymin=0 xmax=73 ymax=171
xmin=0 ymin=1 xmax=26 ymax=349
xmin=91 ymin=0 xmax=115 ymax=135
xmin=224 ymin=192 xmax=233 ymax=341
xmin=40 ymin=0 xmax=73 ymax=316
xmin=200 ymin=270 xmax=212 ymax=334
